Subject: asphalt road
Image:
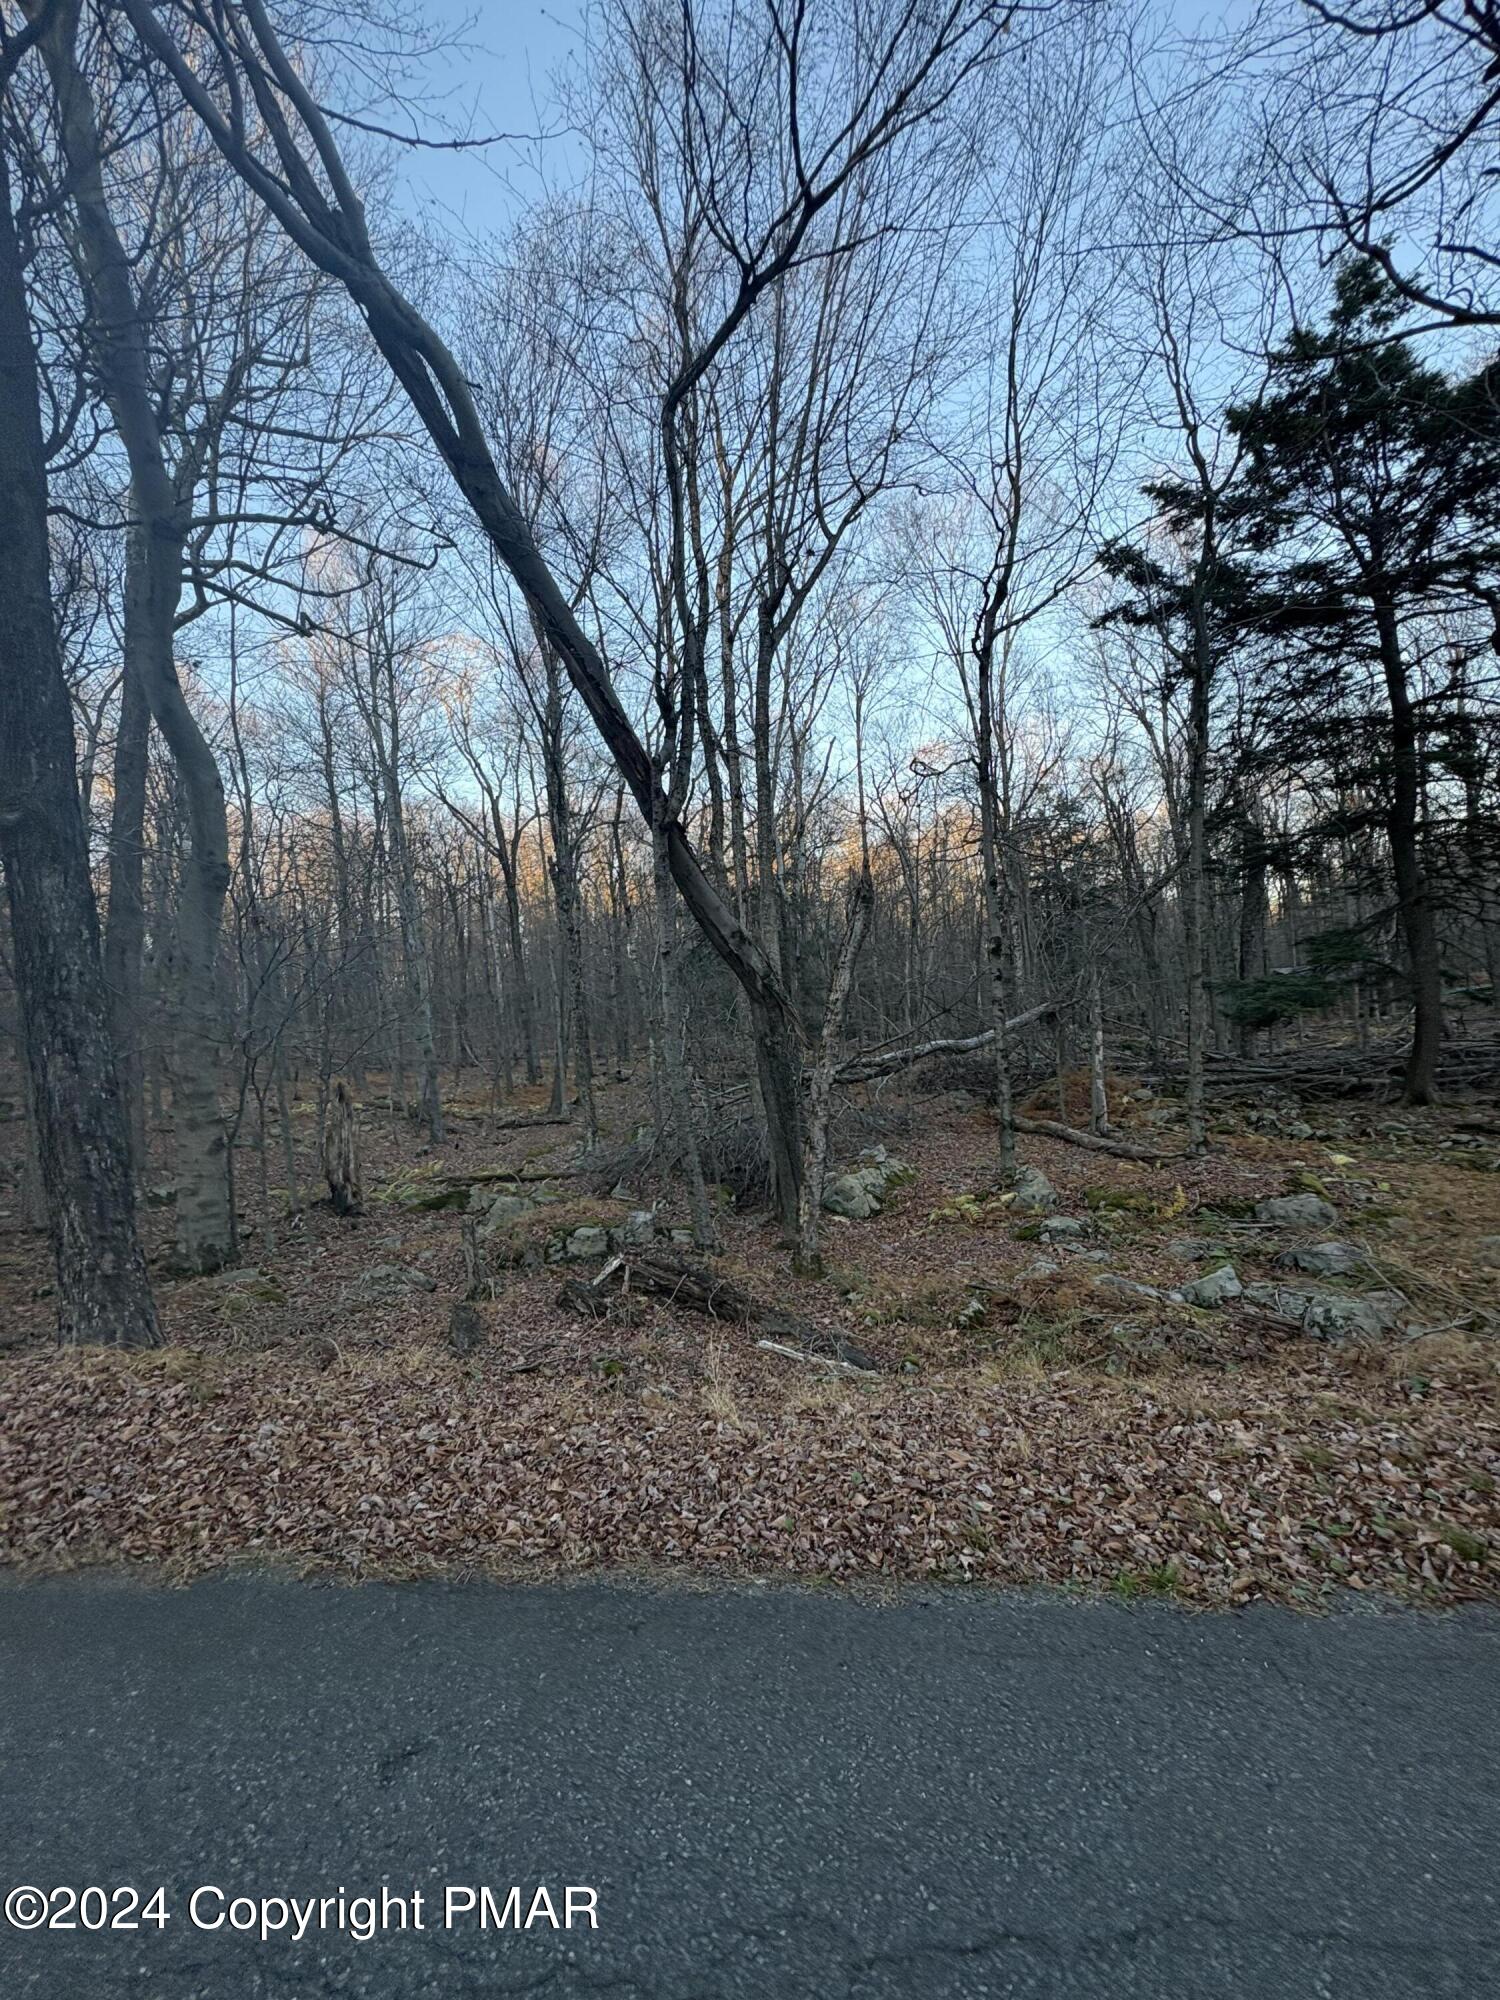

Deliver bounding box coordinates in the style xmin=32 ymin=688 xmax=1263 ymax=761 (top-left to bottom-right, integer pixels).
xmin=0 ymin=1577 xmax=1495 ymax=1999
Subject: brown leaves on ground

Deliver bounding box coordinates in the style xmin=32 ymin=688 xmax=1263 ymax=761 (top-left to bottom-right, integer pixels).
xmin=1 ymin=1078 xmax=1497 ymax=1606
xmin=1 ymin=1336 xmax=1495 ymax=1606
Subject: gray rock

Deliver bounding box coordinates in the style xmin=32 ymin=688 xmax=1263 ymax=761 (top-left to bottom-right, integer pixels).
xmin=1304 ymin=1290 xmax=1403 ymax=1340
xmin=821 ymin=1147 xmax=914 ymax=1221
xmin=822 ymin=1173 xmax=882 ymax=1220
xmin=1244 ymin=1280 xmax=1402 ymax=1340
xmin=1182 ymin=1263 xmax=1243 ymax=1308
xmin=1284 ymin=1120 xmax=1314 ymax=1140
xmin=1173 ymin=1224 xmax=1223 ymax=1258
xmin=1475 ymin=1235 xmax=1500 ymax=1269
xmin=1244 ymin=1280 xmax=1319 ymax=1321
xmin=1011 ymin=1165 xmax=1056 ymax=1213
xmin=1039 ymin=1216 xmax=1087 ymax=1240
xmin=860 ymin=1149 xmax=915 ymax=1187
xmin=1021 ymin=1257 xmax=1062 ymax=1280
xmin=1277 ymin=1240 xmax=1368 ymax=1278
xmin=476 ymin=1193 xmax=536 ymax=1238
xmin=1254 ymin=1193 xmax=1339 ymax=1230
xmin=563 ymin=1225 xmax=610 ymax=1261
xmin=1091 ymin=1271 xmax=1162 ymax=1302
xmin=342 ymin=1263 xmax=437 ymax=1304
xmin=492 ymin=1234 xmax=542 ymax=1272
xmin=613 ymin=1210 xmax=657 ymax=1249
xmin=387 ymin=1179 xmax=468 ymax=1212
xmin=204 ymin=1265 xmax=270 ymax=1291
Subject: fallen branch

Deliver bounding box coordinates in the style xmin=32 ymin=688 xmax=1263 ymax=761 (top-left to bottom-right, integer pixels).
xmin=835 ymin=1000 xmax=1057 ymax=1083
xmin=1013 ymin=1114 xmax=1179 ymax=1163
xmin=559 ymin=1250 xmax=880 ymax=1371
xmin=1152 ymin=1033 xmax=1500 ymax=1099
xmin=755 ymin=1339 xmax=875 ymax=1377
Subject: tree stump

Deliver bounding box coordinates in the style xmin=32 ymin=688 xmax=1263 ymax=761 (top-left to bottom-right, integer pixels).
xmin=446 ymin=1301 xmax=485 ymax=1356
xmin=461 ymin=1217 xmax=497 ymax=1300
xmin=322 ymin=1081 xmax=362 ymax=1215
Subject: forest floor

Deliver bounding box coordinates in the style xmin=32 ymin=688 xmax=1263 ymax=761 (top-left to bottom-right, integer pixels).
xmin=1 ymin=1059 xmax=1497 ymax=1607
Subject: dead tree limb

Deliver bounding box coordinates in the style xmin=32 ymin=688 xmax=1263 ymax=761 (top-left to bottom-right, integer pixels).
xmin=755 ymin=1339 xmax=873 ymax=1376
xmin=835 ymin=1000 xmax=1057 ymax=1083
xmin=1013 ymin=1115 xmax=1179 ymax=1163
xmin=559 ymin=1250 xmax=880 ymax=1371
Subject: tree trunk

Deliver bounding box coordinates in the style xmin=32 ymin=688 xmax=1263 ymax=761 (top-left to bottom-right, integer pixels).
xmin=1183 ymin=600 xmax=1211 ymax=1153
xmin=795 ymin=866 xmax=873 ymax=1276
xmin=1087 ymin=961 xmax=1110 ymax=1134
xmin=395 ymin=849 xmax=443 ymax=1143
xmin=651 ymin=827 xmax=715 ymax=1249
xmin=39 ymin=0 xmax=235 ymax=1270
xmin=321 ymin=1081 xmax=362 ymax=1214
xmin=102 ymin=661 xmax=150 ymax=1168
xmin=487 ymin=793 xmax=540 ymax=1086
xmin=1374 ymin=601 xmax=1443 ymax=1104
xmin=541 ymin=653 xmax=597 ymax=1148
xmin=976 ymin=677 xmax=1018 ymax=1183
xmin=0 ymin=138 xmax=158 ymax=1347
xmin=1236 ymin=806 xmax=1269 ymax=1059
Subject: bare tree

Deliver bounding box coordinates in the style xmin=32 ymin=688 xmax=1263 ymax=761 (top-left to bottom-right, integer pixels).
xmin=0 ymin=9 xmax=157 ymax=1343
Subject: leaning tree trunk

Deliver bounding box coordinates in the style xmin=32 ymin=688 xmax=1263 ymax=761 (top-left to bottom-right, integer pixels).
xmin=0 ymin=140 xmax=158 ymax=1347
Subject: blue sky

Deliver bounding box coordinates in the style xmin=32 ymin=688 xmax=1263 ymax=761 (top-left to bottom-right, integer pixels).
xmin=390 ymin=1 xmax=586 ymax=236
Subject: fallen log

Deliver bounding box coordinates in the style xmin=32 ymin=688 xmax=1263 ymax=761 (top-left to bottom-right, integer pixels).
xmin=1151 ymin=1034 xmax=1500 ymax=1100
xmin=1013 ymin=1114 xmax=1179 ymax=1164
xmin=559 ymin=1250 xmax=879 ymax=1371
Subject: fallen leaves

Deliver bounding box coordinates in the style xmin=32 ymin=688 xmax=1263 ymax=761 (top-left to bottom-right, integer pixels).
xmin=0 ymin=1341 xmax=1494 ymax=1606
xmin=2 ymin=1081 xmax=1498 ymax=1608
